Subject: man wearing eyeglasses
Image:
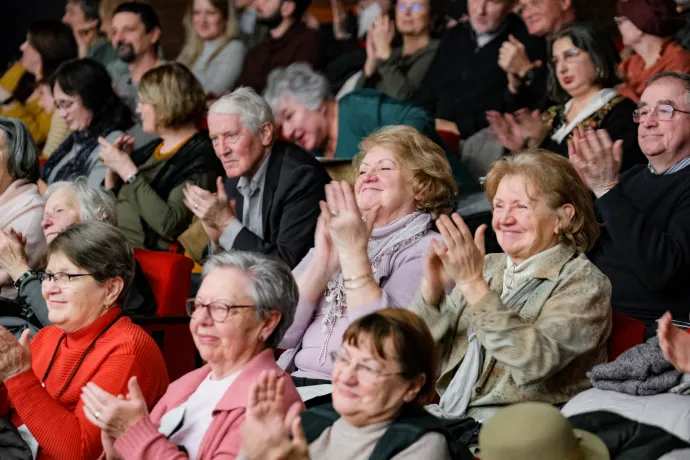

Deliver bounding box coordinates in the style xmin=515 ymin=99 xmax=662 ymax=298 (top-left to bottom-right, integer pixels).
xmin=572 ymin=71 xmax=690 ymax=333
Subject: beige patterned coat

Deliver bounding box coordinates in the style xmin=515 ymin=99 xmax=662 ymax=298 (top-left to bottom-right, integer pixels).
xmin=410 ymin=245 xmax=612 ymax=421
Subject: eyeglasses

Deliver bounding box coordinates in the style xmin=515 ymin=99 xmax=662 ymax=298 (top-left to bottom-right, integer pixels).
xmin=38 ymin=271 xmax=93 ymax=287
xmin=330 ymin=351 xmax=402 ymax=383
xmin=551 ymin=48 xmax=582 ymax=65
xmin=54 ymin=99 xmax=76 ymax=111
xmin=396 ymin=3 xmax=425 ymax=13
xmin=633 ymin=104 xmax=690 ymax=123
xmin=185 ymin=298 xmax=254 ymax=323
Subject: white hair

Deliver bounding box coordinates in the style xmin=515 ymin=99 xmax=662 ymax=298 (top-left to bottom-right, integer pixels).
xmin=209 ymin=87 xmax=275 ymax=134
xmin=263 ymin=62 xmax=330 ymax=114
xmin=44 ymin=177 xmax=117 ymax=225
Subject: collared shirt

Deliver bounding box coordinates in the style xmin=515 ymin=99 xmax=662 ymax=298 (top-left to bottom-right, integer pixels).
xmin=217 ymin=154 xmax=271 ymax=251
xmin=648 ymin=156 xmax=690 ymax=175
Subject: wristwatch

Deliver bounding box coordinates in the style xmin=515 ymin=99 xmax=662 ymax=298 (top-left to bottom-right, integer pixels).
xmin=125 ymin=172 xmax=138 ymax=184
xmin=520 ymin=66 xmax=538 ymax=87
xmin=14 ymin=270 xmax=35 ymax=289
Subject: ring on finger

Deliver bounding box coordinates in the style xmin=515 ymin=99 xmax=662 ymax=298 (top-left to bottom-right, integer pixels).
xmin=94 ymin=410 xmax=101 ymax=420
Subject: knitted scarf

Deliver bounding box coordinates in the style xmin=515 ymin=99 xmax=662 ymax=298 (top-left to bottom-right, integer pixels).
xmin=40 ymin=114 xmax=117 ymax=183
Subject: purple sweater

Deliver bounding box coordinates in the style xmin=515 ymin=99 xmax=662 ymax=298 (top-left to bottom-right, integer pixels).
xmin=280 ymin=226 xmax=440 ymax=380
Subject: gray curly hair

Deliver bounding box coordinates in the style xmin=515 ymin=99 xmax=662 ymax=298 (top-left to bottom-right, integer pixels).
xmin=0 ymin=117 xmax=40 ymax=183
xmin=263 ymin=62 xmax=331 ymax=114
xmin=44 ymin=177 xmax=117 ymax=225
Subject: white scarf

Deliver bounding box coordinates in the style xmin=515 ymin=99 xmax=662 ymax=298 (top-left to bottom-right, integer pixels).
xmin=550 ymin=88 xmax=618 ymax=145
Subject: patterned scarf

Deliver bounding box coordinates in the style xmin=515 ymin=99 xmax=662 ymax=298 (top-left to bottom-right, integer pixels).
xmin=40 ymin=113 xmax=117 ymax=183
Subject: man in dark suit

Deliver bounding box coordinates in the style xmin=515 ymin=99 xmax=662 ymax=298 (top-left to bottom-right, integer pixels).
xmin=183 ymin=87 xmax=329 ymax=269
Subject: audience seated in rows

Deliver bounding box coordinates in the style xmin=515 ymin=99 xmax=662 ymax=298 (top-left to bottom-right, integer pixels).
xmin=40 ymin=58 xmax=134 ymax=189
xmin=263 ymin=63 xmax=478 ymax=191
xmin=0 ymin=221 xmax=168 ymax=460
xmin=279 ymin=126 xmax=456 ymax=383
xmin=412 ymin=152 xmax=611 ymax=422
xmin=82 ymin=251 xmax=302 ymax=459
xmin=0 ymin=118 xmax=46 ymax=298
xmin=184 ymin=88 xmax=329 ymax=268
xmin=0 ymin=21 xmax=77 ymax=146
xmin=348 ymin=0 xmax=443 ymax=101
xmin=488 ymin=22 xmax=645 ymax=171
xmin=0 ymin=178 xmax=156 ymax=337
xmin=233 ymin=0 xmax=322 ymax=93
xmin=177 ymin=0 xmax=247 ymax=96
xmin=500 ymin=0 xmax=577 ymax=112
xmin=583 ymin=72 xmax=690 ymax=329
xmin=100 ymin=63 xmax=223 ymax=251
xmin=110 ymin=2 xmax=164 ymax=116
xmin=62 ymin=0 xmax=120 ymax=69
xmin=413 ymin=0 xmax=545 ymax=139
xmin=241 ymin=309 xmax=473 ymax=460
xmin=616 ymin=0 xmax=690 ymax=102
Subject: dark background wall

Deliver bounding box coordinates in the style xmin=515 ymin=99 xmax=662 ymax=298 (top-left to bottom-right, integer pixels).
xmin=2 ymin=0 xmax=616 ymax=70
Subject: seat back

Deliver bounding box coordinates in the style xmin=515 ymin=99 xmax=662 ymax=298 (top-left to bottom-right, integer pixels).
xmin=608 ymin=312 xmax=646 ymax=361
xmin=438 ymin=130 xmax=461 ymax=154
xmin=133 ymin=248 xmax=194 ymax=316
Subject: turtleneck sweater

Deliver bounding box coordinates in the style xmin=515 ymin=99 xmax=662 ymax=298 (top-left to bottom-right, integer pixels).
xmin=2 ymin=308 xmax=169 ymax=460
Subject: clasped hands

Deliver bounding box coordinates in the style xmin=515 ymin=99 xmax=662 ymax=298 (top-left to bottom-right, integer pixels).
xmin=98 ymin=135 xmax=138 ymax=182
xmin=486 ymin=108 xmax=548 ymax=152
xmin=183 ymin=177 xmax=237 ymax=246
xmin=422 ymin=214 xmax=489 ymax=306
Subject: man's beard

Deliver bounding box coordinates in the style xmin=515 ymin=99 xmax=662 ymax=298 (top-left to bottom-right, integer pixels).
xmin=256 ymin=8 xmax=283 ymax=30
xmin=116 ymin=42 xmax=137 ymax=63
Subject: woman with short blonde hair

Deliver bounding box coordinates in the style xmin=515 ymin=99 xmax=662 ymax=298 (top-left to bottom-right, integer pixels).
xmin=412 ymin=149 xmax=611 ymax=422
xmin=99 ymin=63 xmax=223 ymax=251
xmin=279 ymin=125 xmax=456 ymax=385
xmin=177 ymin=0 xmax=246 ymax=95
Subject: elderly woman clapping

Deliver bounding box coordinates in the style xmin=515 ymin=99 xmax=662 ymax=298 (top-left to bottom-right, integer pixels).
xmin=412 ymin=151 xmax=612 ymax=422
xmin=240 ymin=309 xmax=471 ymax=460
xmin=0 ymin=221 xmax=168 ymax=459
xmin=0 ymin=178 xmax=155 ymax=337
xmin=280 ymin=125 xmax=456 ymax=384
xmin=81 ymin=251 xmax=303 ymax=459
xmin=0 ymin=117 xmax=46 ymax=297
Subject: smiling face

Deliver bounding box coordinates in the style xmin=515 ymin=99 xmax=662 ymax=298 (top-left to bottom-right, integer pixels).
xmin=111 ymin=11 xmax=159 ymax=63
xmin=395 ymin=0 xmax=430 ymax=36
xmin=468 ymin=0 xmax=514 ymax=34
xmin=42 ymin=188 xmax=82 ymax=243
xmin=276 ymin=97 xmax=329 ymax=152
xmin=637 ymin=78 xmax=690 ymax=169
xmin=191 ymin=266 xmax=276 ymax=368
xmin=354 ymin=146 xmax=418 ymax=222
xmin=42 ymin=251 xmax=113 ymax=333
xmin=208 ymin=111 xmax=271 ymax=178
xmin=332 ymin=336 xmax=421 ymax=427
xmin=551 ymin=36 xmax=597 ymax=99
xmin=53 ymin=82 xmax=94 ymax=132
xmin=492 ymin=174 xmax=564 ymax=264
xmin=193 ymin=0 xmax=226 ymax=40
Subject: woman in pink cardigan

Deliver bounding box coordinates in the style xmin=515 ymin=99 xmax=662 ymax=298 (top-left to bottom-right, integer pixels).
xmin=80 ymin=251 xmax=304 ymax=459
xmin=0 ymin=117 xmax=46 ymax=298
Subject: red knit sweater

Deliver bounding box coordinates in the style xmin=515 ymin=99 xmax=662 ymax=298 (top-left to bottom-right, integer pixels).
xmin=1 ymin=308 xmax=169 ymax=460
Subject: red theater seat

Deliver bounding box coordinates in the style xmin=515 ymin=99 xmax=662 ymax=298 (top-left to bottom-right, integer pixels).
xmin=132 ymin=249 xmax=197 ymax=382
xmin=608 ymin=313 xmax=646 ymax=361
xmin=438 ymin=129 xmax=461 ymax=154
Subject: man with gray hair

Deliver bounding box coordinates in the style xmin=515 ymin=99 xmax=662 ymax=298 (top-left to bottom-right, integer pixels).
xmin=573 ymin=71 xmax=690 ymax=330
xmin=183 ymin=87 xmax=329 ymax=269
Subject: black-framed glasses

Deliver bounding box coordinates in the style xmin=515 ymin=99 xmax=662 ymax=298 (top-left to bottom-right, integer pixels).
xmin=54 ymin=99 xmax=76 ymax=111
xmin=38 ymin=271 xmax=93 ymax=286
xmin=329 ymin=351 xmax=402 ymax=383
xmin=185 ymin=298 xmax=254 ymax=323
xmin=633 ymin=104 xmax=690 ymax=123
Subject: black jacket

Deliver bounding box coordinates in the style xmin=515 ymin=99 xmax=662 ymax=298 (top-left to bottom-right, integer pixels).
xmin=413 ymin=14 xmax=545 ymax=138
xmin=219 ymin=141 xmax=330 ymax=269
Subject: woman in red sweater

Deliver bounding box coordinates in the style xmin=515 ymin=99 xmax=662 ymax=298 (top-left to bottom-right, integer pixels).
xmin=0 ymin=221 xmax=169 ymax=459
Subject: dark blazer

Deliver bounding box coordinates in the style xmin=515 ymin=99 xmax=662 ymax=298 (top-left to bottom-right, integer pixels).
xmin=220 ymin=141 xmax=330 ymax=269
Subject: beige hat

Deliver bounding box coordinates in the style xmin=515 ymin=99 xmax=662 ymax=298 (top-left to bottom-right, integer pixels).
xmin=478 ymin=403 xmax=610 ymax=460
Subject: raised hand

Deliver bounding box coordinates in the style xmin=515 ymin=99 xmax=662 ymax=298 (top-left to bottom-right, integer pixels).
xmin=0 ymin=328 xmax=31 ymax=381
xmin=568 ymin=127 xmax=622 ymax=198
xmin=323 ymin=181 xmax=380 ymax=254
xmin=183 ymin=177 xmax=236 ymax=245
xmin=658 ymin=312 xmax=690 ymax=373
xmin=98 ymin=136 xmax=138 ymax=181
xmin=81 ymin=377 xmax=149 ymax=439
xmin=487 ymin=111 xmax=526 ymax=152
